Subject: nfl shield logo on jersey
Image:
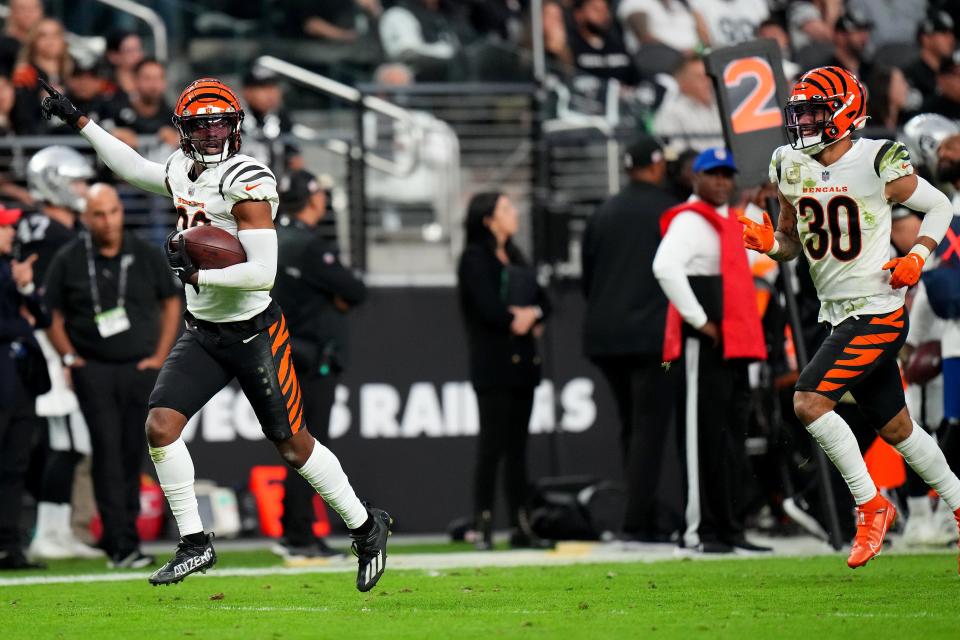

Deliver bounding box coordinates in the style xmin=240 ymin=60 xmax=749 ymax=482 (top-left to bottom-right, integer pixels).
xmin=821 ymin=170 xmax=830 ymax=181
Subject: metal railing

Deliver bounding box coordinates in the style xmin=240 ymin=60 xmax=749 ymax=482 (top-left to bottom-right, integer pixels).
xmin=254 ymin=56 xmax=435 ymax=270
xmin=92 ymin=0 xmax=168 ymax=61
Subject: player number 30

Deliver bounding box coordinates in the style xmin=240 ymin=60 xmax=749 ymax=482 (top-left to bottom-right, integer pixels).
xmin=798 ymin=195 xmax=862 ymax=261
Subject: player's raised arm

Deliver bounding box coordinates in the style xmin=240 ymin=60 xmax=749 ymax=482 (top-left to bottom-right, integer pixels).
xmin=738 ymin=190 xmax=802 ymax=261
xmin=38 ymin=78 xmax=170 ymax=197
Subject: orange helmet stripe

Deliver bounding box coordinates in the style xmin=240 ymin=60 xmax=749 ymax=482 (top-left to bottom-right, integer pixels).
xmin=174 ymin=78 xmax=242 ymax=116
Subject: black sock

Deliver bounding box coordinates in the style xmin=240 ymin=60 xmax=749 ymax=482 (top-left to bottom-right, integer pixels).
xmin=350 ymin=516 xmax=374 ymax=537
xmin=183 ymin=532 xmax=206 ymax=545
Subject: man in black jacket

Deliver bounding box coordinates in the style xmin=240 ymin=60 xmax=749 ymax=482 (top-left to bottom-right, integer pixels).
xmin=272 ymin=170 xmax=367 ymax=559
xmin=581 ymin=135 xmax=679 ymax=541
xmin=43 ymin=184 xmax=181 ymax=569
xmin=0 ymin=205 xmax=50 ymax=570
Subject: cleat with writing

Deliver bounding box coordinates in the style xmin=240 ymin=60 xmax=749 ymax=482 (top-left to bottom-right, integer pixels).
xmin=148 ymin=533 xmax=217 ymax=586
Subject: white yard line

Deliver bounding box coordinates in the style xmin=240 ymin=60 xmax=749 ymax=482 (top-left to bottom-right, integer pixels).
xmin=0 ymin=534 xmax=951 ymax=588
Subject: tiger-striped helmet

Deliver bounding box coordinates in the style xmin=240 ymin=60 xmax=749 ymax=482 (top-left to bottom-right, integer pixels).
xmin=784 ymin=66 xmax=867 ymax=156
xmin=171 ymin=78 xmax=244 ymax=166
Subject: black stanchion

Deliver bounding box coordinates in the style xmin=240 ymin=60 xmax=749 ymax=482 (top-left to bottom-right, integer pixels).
xmin=767 ymin=196 xmax=845 ymax=550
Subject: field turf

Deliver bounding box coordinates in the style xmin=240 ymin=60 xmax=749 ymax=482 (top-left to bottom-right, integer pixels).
xmin=1 ymin=549 xmax=958 ymax=639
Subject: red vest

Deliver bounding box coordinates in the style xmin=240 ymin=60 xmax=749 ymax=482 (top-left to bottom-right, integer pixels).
xmin=659 ymin=200 xmax=767 ymax=362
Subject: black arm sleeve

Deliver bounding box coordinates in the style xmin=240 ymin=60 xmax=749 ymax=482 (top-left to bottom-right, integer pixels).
xmin=22 ymin=289 xmax=50 ymax=329
xmin=41 ymin=250 xmax=66 ymax=311
xmin=457 ymin=249 xmax=514 ymax=331
xmin=300 ymin=238 xmax=367 ymax=305
xmin=147 ymin=243 xmax=180 ymax=299
xmin=535 ymin=281 xmax=552 ymax=322
xmin=580 ymin=217 xmax=595 ymax=298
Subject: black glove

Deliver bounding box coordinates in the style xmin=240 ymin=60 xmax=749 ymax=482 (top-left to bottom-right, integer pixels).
xmin=164 ymin=230 xmax=199 ymax=293
xmin=38 ymin=77 xmax=84 ymax=129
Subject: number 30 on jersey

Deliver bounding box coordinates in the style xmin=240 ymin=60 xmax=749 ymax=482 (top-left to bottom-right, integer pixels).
xmin=798 ymin=196 xmax=862 ymax=261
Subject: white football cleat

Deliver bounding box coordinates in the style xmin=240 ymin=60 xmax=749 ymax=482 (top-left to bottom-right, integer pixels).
xmin=28 ymin=533 xmax=76 ymax=560
xmin=61 ymin=532 xmax=104 ymax=558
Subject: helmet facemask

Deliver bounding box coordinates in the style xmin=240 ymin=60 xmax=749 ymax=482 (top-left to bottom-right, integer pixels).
xmin=172 ymin=113 xmax=243 ymax=167
xmin=784 ymin=97 xmax=848 ymax=156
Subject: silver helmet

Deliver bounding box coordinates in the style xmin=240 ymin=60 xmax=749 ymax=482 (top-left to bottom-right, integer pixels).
xmin=900 ymin=114 xmax=960 ymax=179
xmin=26 ymin=146 xmax=95 ymax=213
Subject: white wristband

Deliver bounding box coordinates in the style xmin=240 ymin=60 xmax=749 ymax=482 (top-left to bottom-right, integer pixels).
xmin=768 ymin=238 xmax=781 ymax=257
xmin=909 ymin=244 xmax=931 ymax=261
xmin=16 ymin=282 xmax=35 ymax=296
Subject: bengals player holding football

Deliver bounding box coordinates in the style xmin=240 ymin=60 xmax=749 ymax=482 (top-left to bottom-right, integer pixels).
xmin=39 ymin=77 xmax=392 ymax=591
xmin=740 ymin=66 xmax=960 ymax=571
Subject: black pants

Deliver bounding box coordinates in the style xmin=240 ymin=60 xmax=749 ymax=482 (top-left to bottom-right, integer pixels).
xmin=72 ymin=360 xmax=158 ymax=556
xmin=0 ymin=377 xmax=41 ymax=553
xmin=677 ymin=334 xmax=751 ymax=547
xmin=38 ymin=413 xmax=85 ymax=504
xmin=594 ymin=354 xmax=678 ymax=535
xmin=149 ymin=308 xmax=303 ymax=442
xmin=473 ymin=386 xmax=535 ymax=526
xmin=281 ymin=367 xmax=337 ymax=546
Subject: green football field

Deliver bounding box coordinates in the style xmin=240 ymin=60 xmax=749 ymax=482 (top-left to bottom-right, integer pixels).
xmin=1 ymin=546 xmax=958 ymax=639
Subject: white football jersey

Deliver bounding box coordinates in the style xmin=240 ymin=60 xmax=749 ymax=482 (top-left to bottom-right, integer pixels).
xmin=164 ymin=150 xmax=279 ymax=323
xmin=769 ymin=138 xmax=914 ymax=325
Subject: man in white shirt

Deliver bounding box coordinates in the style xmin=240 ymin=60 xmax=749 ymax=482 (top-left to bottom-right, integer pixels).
xmin=652 ymin=56 xmax=725 ymax=153
xmin=653 ymin=148 xmax=769 ymax=554
xmin=690 ymin=0 xmax=769 ymax=47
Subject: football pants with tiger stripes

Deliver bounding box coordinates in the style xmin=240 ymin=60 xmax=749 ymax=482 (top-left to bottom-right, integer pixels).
xmin=148 ymin=302 xmax=304 ymax=441
xmin=796 ymin=306 xmax=909 ymax=427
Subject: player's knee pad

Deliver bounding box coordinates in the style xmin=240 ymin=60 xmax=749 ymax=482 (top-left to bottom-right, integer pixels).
xmin=263 ymin=426 xmax=294 ymax=444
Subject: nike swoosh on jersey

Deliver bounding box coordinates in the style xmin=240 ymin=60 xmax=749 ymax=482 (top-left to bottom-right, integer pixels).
xmin=241 ymin=333 xmax=260 ymax=344
xmin=245 ymin=183 xmax=261 ymax=191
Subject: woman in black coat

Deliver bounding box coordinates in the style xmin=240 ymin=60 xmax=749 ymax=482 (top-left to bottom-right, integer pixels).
xmin=457 ymin=192 xmax=550 ymax=550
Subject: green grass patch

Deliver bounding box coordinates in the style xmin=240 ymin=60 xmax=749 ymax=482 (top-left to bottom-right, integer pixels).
xmin=2 ymin=553 xmax=958 ymax=638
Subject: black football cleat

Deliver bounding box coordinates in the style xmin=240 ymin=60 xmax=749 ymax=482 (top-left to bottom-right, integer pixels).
xmin=350 ymin=507 xmax=392 ymax=592
xmin=148 ymin=533 xmax=216 ymax=586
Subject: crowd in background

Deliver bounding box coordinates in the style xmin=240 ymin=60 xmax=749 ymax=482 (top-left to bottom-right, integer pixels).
xmin=1 ymin=1 xmax=959 ymax=152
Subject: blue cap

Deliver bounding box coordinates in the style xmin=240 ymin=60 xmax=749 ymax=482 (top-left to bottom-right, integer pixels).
xmin=692 ymin=148 xmax=737 ymax=173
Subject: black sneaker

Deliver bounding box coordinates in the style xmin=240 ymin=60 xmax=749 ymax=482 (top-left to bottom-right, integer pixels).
xmin=729 ymin=538 xmax=773 ymax=554
xmin=696 ymin=541 xmax=735 ymax=554
xmin=350 ymin=507 xmax=392 ymax=592
xmin=0 ymin=550 xmax=46 ymax=570
xmin=108 ymin=549 xmax=155 ymax=569
xmin=148 ymin=533 xmax=216 ymax=586
xmin=315 ymin=538 xmax=346 ymax=559
xmin=271 ymin=538 xmax=345 ymax=560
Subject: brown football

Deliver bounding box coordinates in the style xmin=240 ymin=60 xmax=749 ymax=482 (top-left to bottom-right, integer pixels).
xmin=173 ymin=225 xmax=246 ymax=269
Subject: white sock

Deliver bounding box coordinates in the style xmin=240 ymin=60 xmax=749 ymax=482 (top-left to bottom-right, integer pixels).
xmin=296 ymin=439 xmax=369 ymax=529
xmin=906 ymin=495 xmax=932 ymax=521
xmin=149 ymin=438 xmax=204 ymax=537
xmin=895 ymin=423 xmax=960 ymax=512
xmin=806 ymin=411 xmax=877 ymax=505
xmin=33 ymin=502 xmax=64 ymax=540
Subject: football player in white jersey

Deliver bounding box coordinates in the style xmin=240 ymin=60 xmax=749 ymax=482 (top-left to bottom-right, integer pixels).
xmin=739 ymin=66 xmax=960 ymax=572
xmin=38 ymin=77 xmax=392 ymax=590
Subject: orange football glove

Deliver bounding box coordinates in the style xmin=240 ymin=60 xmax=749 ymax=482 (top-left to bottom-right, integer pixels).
xmin=737 ymin=211 xmax=775 ymax=253
xmin=881 ymin=252 xmax=924 ymax=289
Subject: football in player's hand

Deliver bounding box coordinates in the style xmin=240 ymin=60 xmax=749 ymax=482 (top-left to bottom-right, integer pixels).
xmin=173 ymin=225 xmax=246 ymax=269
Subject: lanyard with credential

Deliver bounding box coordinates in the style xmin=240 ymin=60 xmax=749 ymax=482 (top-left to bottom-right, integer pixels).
xmin=83 ymin=232 xmax=131 ymax=315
